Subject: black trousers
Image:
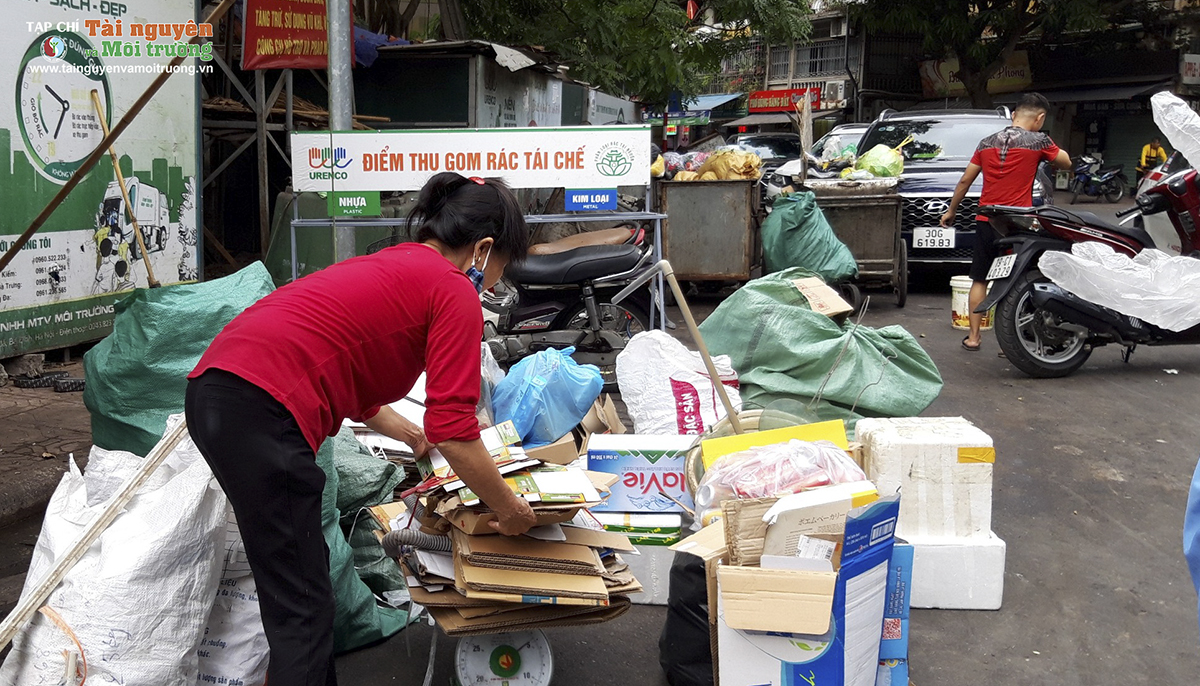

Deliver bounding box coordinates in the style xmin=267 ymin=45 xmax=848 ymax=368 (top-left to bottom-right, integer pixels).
xmin=185 ymin=369 xmax=337 ymax=686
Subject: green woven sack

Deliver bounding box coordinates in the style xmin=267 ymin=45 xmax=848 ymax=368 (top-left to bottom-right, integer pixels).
xmin=698 ymin=268 xmax=942 ymax=431
xmin=761 ymin=192 xmax=858 ymax=281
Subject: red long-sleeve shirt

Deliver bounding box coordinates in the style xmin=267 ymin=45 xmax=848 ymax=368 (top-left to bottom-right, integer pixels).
xmin=190 ymin=243 xmax=483 ymax=453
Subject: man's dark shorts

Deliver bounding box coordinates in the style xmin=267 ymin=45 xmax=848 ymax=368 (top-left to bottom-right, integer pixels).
xmin=969 ymin=219 xmax=998 ymax=282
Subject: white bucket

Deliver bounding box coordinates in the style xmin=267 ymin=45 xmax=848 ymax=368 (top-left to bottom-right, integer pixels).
xmin=951 ymin=276 xmax=994 ymax=331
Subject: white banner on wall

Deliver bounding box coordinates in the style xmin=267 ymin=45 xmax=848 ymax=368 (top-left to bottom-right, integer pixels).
xmin=291 ymin=126 xmax=652 ymax=192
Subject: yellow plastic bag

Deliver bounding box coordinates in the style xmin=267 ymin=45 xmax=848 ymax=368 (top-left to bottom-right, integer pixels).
xmin=651 ymin=155 xmax=666 ymax=178
xmin=700 ymin=171 xmax=719 ymax=181
xmin=674 ymin=170 xmax=700 ymax=181
xmin=698 ymin=149 xmax=763 ymax=180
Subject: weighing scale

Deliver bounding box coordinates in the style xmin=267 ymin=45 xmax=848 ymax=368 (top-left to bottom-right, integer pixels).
xmin=452 ymin=630 xmax=554 ymax=686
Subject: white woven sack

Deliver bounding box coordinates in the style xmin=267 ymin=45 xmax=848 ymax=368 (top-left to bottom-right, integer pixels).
xmin=0 ymin=415 xmax=228 ymax=686
xmin=615 ymin=330 xmax=742 ymax=435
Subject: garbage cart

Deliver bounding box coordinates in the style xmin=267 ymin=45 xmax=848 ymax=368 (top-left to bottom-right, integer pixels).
xmin=809 ymin=178 xmax=907 ymax=307
xmin=656 ymin=179 xmax=762 ymax=282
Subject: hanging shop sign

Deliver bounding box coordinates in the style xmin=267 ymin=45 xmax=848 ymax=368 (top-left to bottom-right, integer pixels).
xmin=1 ymin=1 xmax=202 ymax=357
xmin=748 ymin=88 xmax=820 ymax=113
xmin=919 ymin=51 xmax=1032 ymax=98
xmin=291 ymin=127 xmax=653 ymax=192
xmin=242 ymin=0 xmax=332 ymax=70
xmin=650 ymin=111 xmax=710 ymax=126
xmin=1181 ymin=54 xmax=1200 ymax=86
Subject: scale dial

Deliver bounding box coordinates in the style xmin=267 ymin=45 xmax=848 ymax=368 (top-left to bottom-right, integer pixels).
xmin=454 ymin=630 xmax=554 ymax=686
xmin=16 ymin=31 xmax=112 ymax=183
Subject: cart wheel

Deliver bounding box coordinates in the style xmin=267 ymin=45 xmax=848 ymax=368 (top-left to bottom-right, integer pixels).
xmin=894 ymin=244 xmax=908 ymax=308
xmin=838 ymin=282 xmax=863 ymax=315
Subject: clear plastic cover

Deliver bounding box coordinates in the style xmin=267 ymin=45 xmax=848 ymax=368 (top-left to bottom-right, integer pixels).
xmin=693 ymin=439 xmax=867 ymax=512
xmin=1040 ymin=242 xmax=1200 ymax=332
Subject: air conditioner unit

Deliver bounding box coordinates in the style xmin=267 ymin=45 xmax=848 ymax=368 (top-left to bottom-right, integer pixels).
xmin=829 ymin=17 xmax=847 ymax=38
xmin=823 ymin=80 xmax=846 ymax=106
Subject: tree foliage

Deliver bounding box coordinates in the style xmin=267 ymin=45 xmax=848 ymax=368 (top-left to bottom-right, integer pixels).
xmin=458 ymin=0 xmax=813 ymax=106
xmin=847 ymin=0 xmax=1147 ymax=107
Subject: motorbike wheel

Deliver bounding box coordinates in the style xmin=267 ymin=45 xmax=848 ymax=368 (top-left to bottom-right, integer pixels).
xmin=1070 ymin=180 xmax=1081 ymax=205
xmin=557 ymin=301 xmax=651 ymax=389
xmin=995 ymin=269 xmax=1091 ymax=378
xmin=1104 ymin=179 xmax=1126 ymax=204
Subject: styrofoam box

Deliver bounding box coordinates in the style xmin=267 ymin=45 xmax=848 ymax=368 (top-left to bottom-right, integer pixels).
xmin=621 ymin=544 xmax=674 ymax=606
xmin=907 ymin=531 xmax=1006 ymax=610
xmin=856 ymin=417 xmax=994 ymax=539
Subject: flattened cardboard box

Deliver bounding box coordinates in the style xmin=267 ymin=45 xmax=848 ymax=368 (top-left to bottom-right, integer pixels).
xmin=428 ymin=596 xmax=631 ymax=637
xmin=454 ymin=552 xmax=610 ymax=604
xmin=451 ymin=528 xmax=604 ymax=576
xmin=436 ymin=495 xmax=582 ymax=535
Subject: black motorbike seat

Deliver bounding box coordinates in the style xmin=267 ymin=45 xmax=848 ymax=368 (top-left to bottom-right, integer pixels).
xmin=506 ymin=244 xmax=643 ymax=285
xmin=1039 ymin=206 xmax=1153 ymax=248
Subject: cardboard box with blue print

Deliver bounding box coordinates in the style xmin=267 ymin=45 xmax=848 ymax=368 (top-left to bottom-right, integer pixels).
xmin=586 ymin=434 xmax=695 ymax=513
xmin=711 ymin=490 xmax=901 ymax=686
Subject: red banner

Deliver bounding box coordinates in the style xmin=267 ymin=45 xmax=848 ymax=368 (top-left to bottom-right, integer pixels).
xmin=748 ymin=88 xmax=821 ymax=113
xmin=242 ymin=0 xmax=331 ymax=70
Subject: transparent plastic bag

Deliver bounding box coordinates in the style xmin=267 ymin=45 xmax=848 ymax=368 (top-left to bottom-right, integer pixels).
xmin=693 ymin=439 xmax=866 ymax=512
xmin=477 ymin=343 xmax=507 ymax=428
xmin=492 ymin=346 xmax=603 ymax=447
xmin=1152 ymin=92 xmax=1200 ymax=168
xmin=1040 ymin=242 xmax=1200 ymax=332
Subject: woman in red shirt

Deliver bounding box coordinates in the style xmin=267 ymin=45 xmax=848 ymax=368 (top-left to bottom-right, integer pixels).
xmin=184 ymin=173 xmax=536 ymax=686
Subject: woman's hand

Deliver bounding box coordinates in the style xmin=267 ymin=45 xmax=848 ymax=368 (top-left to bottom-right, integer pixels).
xmin=489 ymin=496 xmax=537 ymax=536
xmin=363 ymin=406 xmax=430 ymax=456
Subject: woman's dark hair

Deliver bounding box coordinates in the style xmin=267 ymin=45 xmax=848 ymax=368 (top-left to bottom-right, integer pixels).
xmin=408 ymin=172 xmax=529 ymax=263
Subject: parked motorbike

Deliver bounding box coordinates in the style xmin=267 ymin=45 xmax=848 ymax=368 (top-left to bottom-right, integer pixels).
xmin=976 ymin=167 xmax=1200 ymax=378
xmin=485 ymin=228 xmax=654 ymax=387
xmin=1069 ymin=154 xmax=1129 ymax=203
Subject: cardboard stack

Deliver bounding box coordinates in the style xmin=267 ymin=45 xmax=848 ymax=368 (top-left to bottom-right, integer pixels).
xmin=855 ymin=417 xmax=1005 ymax=610
xmin=390 ymin=402 xmax=647 ymax=636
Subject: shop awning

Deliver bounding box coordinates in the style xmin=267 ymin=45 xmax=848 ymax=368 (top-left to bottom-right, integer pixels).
xmin=724 ymin=111 xmax=838 ymax=127
xmin=683 ymin=93 xmax=744 ymax=110
xmin=996 ymin=81 xmax=1173 ymax=104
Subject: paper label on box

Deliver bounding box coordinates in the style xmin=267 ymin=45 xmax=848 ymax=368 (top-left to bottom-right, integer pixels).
xmin=795 ymin=535 xmax=837 ymax=562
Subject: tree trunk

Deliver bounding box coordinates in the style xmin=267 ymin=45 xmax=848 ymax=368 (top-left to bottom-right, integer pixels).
xmin=956 ymin=62 xmax=994 ymax=109
xmin=438 ymin=0 xmax=468 ymax=40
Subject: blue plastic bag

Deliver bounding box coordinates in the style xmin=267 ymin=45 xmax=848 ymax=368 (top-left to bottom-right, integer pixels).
xmin=492 ymin=347 xmax=604 ymax=448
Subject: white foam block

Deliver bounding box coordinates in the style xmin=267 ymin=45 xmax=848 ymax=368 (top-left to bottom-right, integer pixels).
xmin=856 ymin=417 xmax=994 ymax=539
xmin=907 ymin=531 xmax=1006 ymax=610
xmin=621 ymin=544 xmax=674 ymax=606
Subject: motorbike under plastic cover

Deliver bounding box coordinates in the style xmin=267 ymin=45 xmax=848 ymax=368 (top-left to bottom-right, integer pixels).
xmin=1040 ymin=242 xmax=1200 ymax=332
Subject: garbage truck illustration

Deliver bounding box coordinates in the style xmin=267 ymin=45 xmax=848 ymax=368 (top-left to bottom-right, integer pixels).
xmin=91 ymin=176 xmax=169 ymax=293
xmin=101 ymin=177 xmax=169 ymax=259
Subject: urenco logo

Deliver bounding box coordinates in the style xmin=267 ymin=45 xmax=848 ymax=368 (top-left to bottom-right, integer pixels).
xmin=307 ymin=146 xmax=352 ymax=180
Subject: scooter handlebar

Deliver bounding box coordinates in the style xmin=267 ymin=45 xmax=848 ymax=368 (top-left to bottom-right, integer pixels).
xmin=1115 ymin=205 xmax=1141 ymax=219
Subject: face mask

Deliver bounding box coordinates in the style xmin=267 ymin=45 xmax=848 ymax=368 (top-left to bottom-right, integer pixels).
xmin=466 ymin=246 xmax=491 ymax=294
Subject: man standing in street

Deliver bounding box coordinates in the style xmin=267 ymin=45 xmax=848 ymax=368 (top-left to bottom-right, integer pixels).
xmin=940 ymin=93 xmax=1072 ymax=352
xmin=1138 ymin=136 xmax=1169 ymax=182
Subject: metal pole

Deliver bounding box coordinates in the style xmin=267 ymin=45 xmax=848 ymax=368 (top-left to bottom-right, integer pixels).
xmin=256 ymin=70 xmax=271 ymax=254
xmin=327 ymin=0 xmax=355 ymax=263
